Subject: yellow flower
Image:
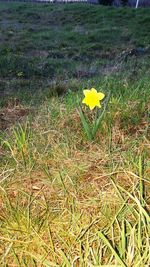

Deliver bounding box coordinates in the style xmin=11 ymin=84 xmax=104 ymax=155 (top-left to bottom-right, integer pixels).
xmin=82 ymin=88 xmax=105 ymax=110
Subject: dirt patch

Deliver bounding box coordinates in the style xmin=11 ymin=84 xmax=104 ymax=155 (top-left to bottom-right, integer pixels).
xmin=0 ymin=100 xmax=31 ymax=130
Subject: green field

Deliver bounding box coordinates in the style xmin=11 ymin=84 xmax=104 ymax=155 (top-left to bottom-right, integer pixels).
xmin=0 ymin=2 xmax=150 ymax=266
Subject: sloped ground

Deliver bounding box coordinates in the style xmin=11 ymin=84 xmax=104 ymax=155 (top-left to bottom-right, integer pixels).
xmin=0 ymin=2 xmax=150 ymax=105
xmin=0 ymin=3 xmax=150 ymax=266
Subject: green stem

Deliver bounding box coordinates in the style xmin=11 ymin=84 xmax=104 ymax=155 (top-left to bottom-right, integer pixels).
xmin=92 ymin=91 xmax=111 ymax=138
xmin=77 ymin=105 xmax=93 ymax=140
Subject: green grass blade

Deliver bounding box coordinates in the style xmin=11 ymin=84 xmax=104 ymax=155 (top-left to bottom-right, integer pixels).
xmin=26 ymin=252 xmax=59 ymax=267
xmin=77 ymin=105 xmax=93 ymax=140
xmin=98 ymin=231 xmax=127 ymax=267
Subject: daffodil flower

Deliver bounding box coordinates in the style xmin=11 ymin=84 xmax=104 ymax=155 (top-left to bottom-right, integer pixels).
xmin=82 ymin=88 xmax=105 ymax=110
xmin=77 ymin=87 xmax=110 ymax=140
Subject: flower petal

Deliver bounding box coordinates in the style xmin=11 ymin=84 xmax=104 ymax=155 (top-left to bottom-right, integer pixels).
xmin=89 ymin=105 xmax=95 ymax=110
xmin=91 ymin=88 xmax=97 ymax=93
xmin=97 ymin=92 xmax=105 ymax=100
xmin=82 ymin=97 xmax=86 ymax=104
xmin=96 ymin=102 xmax=101 ymax=108
xmin=83 ymin=89 xmax=91 ymax=96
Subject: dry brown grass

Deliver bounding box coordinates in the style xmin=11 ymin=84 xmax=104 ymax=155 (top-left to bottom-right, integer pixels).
xmin=0 ymin=97 xmax=149 ymax=266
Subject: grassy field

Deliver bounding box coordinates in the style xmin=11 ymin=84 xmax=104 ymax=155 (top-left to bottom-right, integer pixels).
xmin=0 ymin=2 xmax=150 ymax=266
